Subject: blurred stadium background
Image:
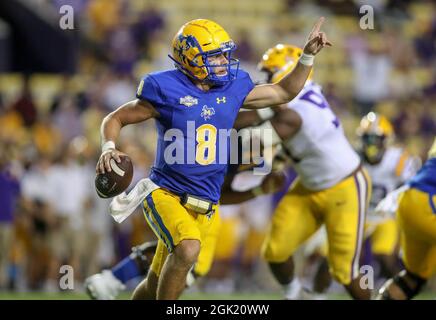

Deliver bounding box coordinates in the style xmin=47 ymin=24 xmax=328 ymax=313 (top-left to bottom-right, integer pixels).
xmin=0 ymin=0 xmax=435 ymax=299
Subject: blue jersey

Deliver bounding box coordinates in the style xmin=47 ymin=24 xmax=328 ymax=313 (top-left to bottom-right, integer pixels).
xmin=408 ymin=158 xmax=436 ymax=194
xmin=136 ymin=69 xmax=254 ymax=202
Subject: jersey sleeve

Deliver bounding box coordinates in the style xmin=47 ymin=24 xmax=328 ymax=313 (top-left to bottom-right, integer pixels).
xmin=236 ymin=70 xmax=255 ymax=105
xmin=136 ymin=75 xmax=166 ymax=108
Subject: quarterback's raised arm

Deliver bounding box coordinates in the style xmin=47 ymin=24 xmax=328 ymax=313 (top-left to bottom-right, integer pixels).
xmin=243 ymin=17 xmax=331 ymax=109
xmin=97 ymin=99 xmax=159 ymax=174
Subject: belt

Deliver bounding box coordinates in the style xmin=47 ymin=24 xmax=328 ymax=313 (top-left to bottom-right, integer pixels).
xmin=180 ymin=193 xmax=217 ymax=215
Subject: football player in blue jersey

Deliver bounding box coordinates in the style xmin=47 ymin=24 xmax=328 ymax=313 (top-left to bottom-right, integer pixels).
xmin=96 ymin=18 xmax=331 ymax=300
xmin=375 ymin=138 xmax=436 ymax=300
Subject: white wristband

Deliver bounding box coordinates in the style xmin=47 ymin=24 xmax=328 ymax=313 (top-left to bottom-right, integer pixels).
xmin=102 ymin=141 xmax=116 ymax=153
xmin=257 ymin=108 xmax=275 ymax=121
xmin=299 ymin=53 xmax=315 ymax=66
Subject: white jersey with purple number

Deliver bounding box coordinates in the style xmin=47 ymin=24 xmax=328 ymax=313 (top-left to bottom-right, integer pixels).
xmin=365 ymin=146 xmax=420 ymax=213
xmin=282 ymin=81 xmax=361 ymax=191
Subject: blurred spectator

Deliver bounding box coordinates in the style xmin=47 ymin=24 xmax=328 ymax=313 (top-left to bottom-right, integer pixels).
xmin=106 ymin=19 xmax=138 ymax=74
xmin=12 ymin=78 xmax=37 ymax=127
xmin=414 ymin=18 xmax=436 ymax=66
xmin=235 ymin=30 xmax=256 ymax=63
xmin=0 ymin=93 xmax=4 ymax=112
xmin=87 ymin=0 xmax=121 ymax=39
xmin=385 ymin=0 xmax=413 ymax=19
xmin=32 ymin=113 xmax=62 ymax=158
xmin=0 ymin=160 xmax=20 ymax=289
xmin=102 ymin=72 xmax=136 ymax=110
xmin=131 ymin=6 xmax=166 ymax=58
xmin=25 ymin=199 xmax=57 ymax=290
xmin=20 ymin=155 xmax=61 ymax=290
xmin=52 ymin=95 xmax=83 ymax=145
xmin=47 ymin=139 xmax=94 ymax=284
xmin=420 ymin=97 xmax=436 ymax=138
xmin=388 ymin=41 xmax=420 ymax=99
xmin=21 ymin=156 xmax=57 ymax=206
xmin=347 ymin=33 xmax=392 ymax=115
xmin=393 ymin=97 xmax=436 ymax=152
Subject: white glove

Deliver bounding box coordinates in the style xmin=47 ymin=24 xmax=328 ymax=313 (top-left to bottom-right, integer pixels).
xmin=374 ymin=184 xmax=410 ymax=219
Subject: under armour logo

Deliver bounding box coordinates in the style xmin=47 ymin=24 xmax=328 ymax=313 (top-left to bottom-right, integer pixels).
xmin=216 ymin=97 xmax=226 ymax=104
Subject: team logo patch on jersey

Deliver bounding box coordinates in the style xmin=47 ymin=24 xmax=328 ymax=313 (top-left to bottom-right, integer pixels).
xmin=179 ymin=95 xmax=198 ymax=107
xmin=216 ymin=97 xmax=226 ymax=104
xmin=201 ymin=105 xmax=215 ymax=120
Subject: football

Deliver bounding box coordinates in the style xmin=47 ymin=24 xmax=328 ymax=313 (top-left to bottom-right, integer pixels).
xmin=95 ymin=155 xmax=134 ymax=198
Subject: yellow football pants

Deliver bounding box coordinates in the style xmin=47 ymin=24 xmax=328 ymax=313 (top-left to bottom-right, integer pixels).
xmin=262 ymin=168 xmax=371 ymax=285
xmin=142 ymin=188 xmax=221 ymax=277
xmin=397 ymin=188 xmax=436 ymax=279
xmin=370 ymin=219 xmax=399 ymax=256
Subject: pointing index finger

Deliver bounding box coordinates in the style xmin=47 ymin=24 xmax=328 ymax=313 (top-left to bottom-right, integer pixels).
xmin=310 ymin=17 xmax=325 ymax=36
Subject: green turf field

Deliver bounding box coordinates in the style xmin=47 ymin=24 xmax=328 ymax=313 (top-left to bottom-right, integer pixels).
xmin=0 ymin=291 xmax=433 ymax=300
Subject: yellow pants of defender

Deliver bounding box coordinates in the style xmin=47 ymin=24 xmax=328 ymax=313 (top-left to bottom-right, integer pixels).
xmin=214 ymin=218 xmax=266 ymax=265
xmin=214 ymin=216 xmax=240 ymax=260
xmin=397 ymin=188 xmax=436 ymax=279
xmin=142 ymin=188 xmax=221 ymax=277
xmin=369 ymin=219 xmax=399 ymax=256
xmin=262 ymin=169 xmax=371 ymax=285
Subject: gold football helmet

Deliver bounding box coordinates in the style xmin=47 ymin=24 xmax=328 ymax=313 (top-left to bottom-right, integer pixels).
xmin=169 ymin=19 xmax=239 ymax=85
xmin=258 ymin=44 xmax=313 ymax=83
xmin=357 ymin=112 xmax=394 ymax=164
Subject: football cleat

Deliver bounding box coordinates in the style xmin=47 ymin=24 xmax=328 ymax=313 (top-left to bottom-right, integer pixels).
xmin=285 ymin=287 xmax=327 ymax=300
xmin=85 ymin=270 xmax=126 ymax=300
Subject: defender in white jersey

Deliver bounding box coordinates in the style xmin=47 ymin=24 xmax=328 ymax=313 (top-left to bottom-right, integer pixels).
xmin=357 ymin=112 xmax=421 ymax=277
xmin=304 ymin=113 xmax=421 ymax=295
xmin=281 ymin=81 xmax=360 ymax=190
xmin=235 ymin=44 xmax=372 ymax=299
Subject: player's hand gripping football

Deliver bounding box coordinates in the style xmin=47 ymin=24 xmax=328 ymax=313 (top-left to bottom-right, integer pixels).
xmin=303 ymin=17 xmax=332 ymax=55
xmin=96 ymin=148 xmax=127 ymax=174
xmin=260 ymin=171 xmax=287 ymax=194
